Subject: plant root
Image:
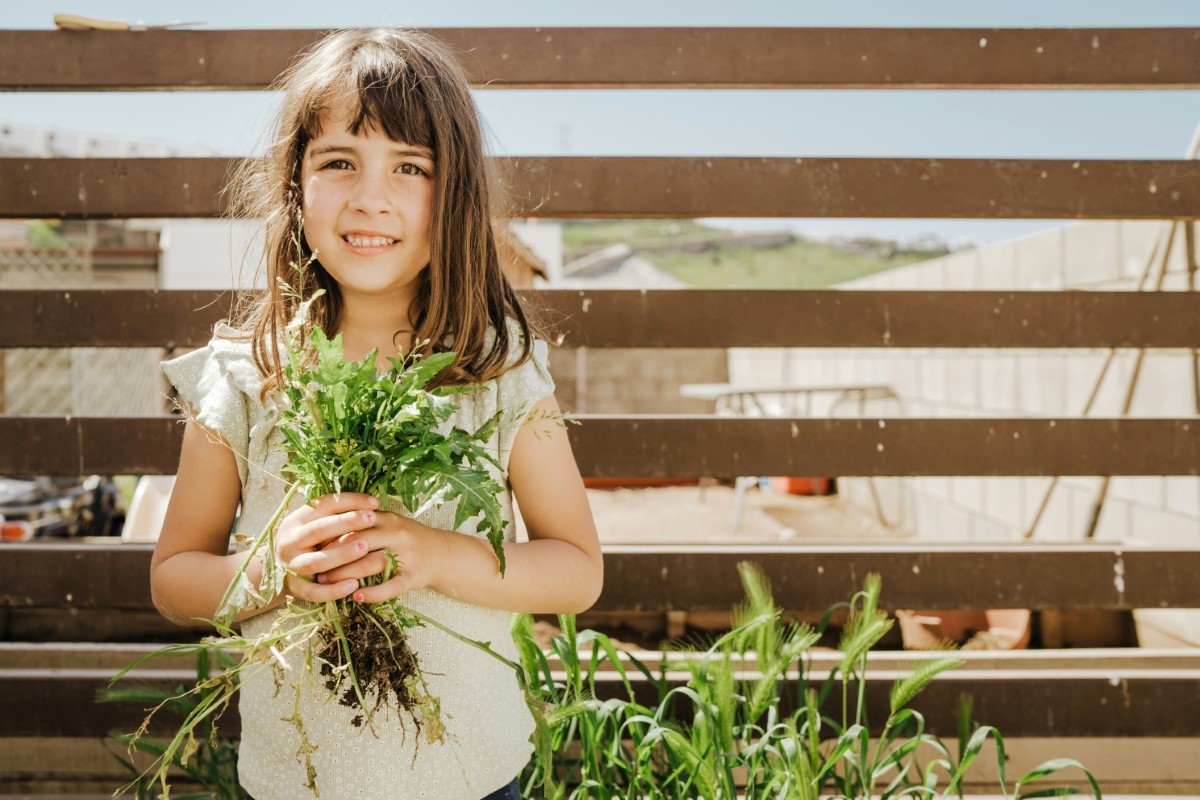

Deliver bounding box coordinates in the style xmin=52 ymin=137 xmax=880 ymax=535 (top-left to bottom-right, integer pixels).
xmin=315 ymin=603 xmax=434 ymax=743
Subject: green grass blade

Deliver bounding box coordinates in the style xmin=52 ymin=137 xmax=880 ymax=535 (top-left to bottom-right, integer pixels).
xmin=947 ymin=724 xmax=1007 ymax=799
xmin=1015 ymin=758 xmax=1103 ymax=800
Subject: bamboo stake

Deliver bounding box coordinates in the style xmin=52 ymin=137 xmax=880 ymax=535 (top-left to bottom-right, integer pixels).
xmin=1082 ymin=124 xmax=1200 ymax=538
xmin=1022 ymin=224 xmax=1170 ymax=540
xmin=1082 ymin=225 xmax=1174 ymax=539
xmin=1025 ymin=122 xmax=1200 ymax=541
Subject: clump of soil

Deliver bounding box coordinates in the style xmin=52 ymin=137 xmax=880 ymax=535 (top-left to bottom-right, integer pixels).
xmin=316 ymin=605 xmax=427 ymax=738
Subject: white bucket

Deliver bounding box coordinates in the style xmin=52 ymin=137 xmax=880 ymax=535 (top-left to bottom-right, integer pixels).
xmin=121 ymin=475 xmax=176 ymax=543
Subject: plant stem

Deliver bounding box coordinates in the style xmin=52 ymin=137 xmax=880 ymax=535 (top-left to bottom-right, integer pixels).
xmin=214 ymin=479 xmax=302 ymax=628
xmin=400 ymin=604 xmax=523 ymax=674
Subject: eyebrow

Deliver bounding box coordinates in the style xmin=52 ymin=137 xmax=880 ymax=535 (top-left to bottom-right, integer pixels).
xmin=308 ymin=144 xmax=434 ymax=160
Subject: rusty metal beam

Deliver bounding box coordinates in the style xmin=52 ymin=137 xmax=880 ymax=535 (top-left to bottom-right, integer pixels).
xmin=566 ymin=417 xmax=1200 ymax=477
xmin=4 ymin=289 xmax=1200 ymax=349
xmin=0 ymin=416 xmax=1195 ymax=477
xmin=3 ymin=543 xmax=1197 ymax=612
xmin=2 ymin=668 xmax=1196 ymax=738
xmin=2 ymin=28 xmax=1198 ymax=91
xmin=0 ymin=416 xmax=183 ymax=476
xmin=596 ymin=544 xmax=1198 ymax=612
xmin=3 ymin=157 xmax=1197 ymax=220
xmin=0 ymin=157 xmax=236 ymax=219
xmin=0 ymin=290 xmax=236 ymax=348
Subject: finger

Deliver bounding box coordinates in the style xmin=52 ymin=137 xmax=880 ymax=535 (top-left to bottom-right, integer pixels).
xmin=351 ymin=574 xmax=411 ymax=604
xmin=301 ymin=529 xmax=361 ymax=555
xmin=317 ymin=551 xmax=389 ymax=585
xmin=286 ymin=575 xmax=359 ymax=603
xmin=296 ymin=508 xmax=379 ymax=551
xmin=290 ymin=536 xmax=371 ymax=577
xmin=276 ymin=510 xmax=365 ymax=560
xmin=328 ymin=530 xmax=360 ymax=548
xmin=292 ymin=492 xmax=380 ymax=525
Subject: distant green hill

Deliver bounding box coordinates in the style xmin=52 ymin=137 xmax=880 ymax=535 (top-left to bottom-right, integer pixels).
xmin=561 ymin=221 xmax=941 ymax=289
xmin=563 ymin=219 xmax=716 ymax=251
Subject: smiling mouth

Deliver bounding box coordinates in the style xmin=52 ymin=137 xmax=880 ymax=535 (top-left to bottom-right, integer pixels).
xmin=342 ymin=235 xmax=398 ymax=248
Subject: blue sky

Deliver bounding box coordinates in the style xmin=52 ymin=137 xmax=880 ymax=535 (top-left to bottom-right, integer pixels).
xmin=5 ymin=1 xmax=1199 ymax=245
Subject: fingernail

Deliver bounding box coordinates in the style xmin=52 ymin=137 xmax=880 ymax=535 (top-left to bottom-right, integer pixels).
xmin=353 ymin=591 xmax=364 ymax=602
xmin=363 ymin=510 xmax=375 ymax=523
xmin=316 ymin=573 xmax=326 ymax=584
xmin=343 ymin=580 xmax=357 ymax=592
xmin=369 ymin=496 xmax=380 ymax=508
xmin=356 ymin=540 xmax=367 ymax=553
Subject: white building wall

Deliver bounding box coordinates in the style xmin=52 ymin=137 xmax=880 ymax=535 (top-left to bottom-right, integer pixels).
xmin=509 ymin=220 xmax=564 ymax=283
xmin=159 ymin=219 xmax=265 ymax=290
xmin=729 ymin=219 xmax=1200 ymax=551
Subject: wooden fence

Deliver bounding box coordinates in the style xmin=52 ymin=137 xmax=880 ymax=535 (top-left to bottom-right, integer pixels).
xmin=2 ymin=25 xmax=1199 ymax=796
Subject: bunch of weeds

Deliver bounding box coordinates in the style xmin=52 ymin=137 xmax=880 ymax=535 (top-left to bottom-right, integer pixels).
xmin=100 ymin=648 xmax=242 ymax=799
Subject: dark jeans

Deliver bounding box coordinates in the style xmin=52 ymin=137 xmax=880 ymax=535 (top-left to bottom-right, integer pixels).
xmin=481 ymin=777 xmax=522 ymax=800
xmin=244 ymin=776 xmax=520 ymax=799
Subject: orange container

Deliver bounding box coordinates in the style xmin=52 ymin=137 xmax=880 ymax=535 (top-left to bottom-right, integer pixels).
xmin=767 ymin=477 xmax=832 ymax=495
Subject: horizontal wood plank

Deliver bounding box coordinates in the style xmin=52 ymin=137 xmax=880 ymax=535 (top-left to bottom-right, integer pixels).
xmin=3 ymin=157 xmax=1197 ymax=219
xmin=4 ymin=289 xmax=1200 ymax=349
xmin=2 ymin=28 xmax=1197 ymax=91
xmin=0 ymin=416 xmax=1196 ymax=477
xmin=6 ymin=642 xmax=1198 ymax=671
xmin=2 ymin=667 xmax=1196 ymax=738
xmin=2 ymin=543 xmax=1197 ymax=612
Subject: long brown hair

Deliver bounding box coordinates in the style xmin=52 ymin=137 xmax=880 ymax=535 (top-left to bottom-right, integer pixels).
xmin=226 ymin=27 xmax=547 ymax=403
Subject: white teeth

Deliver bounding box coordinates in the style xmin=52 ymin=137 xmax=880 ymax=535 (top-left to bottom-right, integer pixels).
xmin=344 ymin=235 xmax=396 ymax=247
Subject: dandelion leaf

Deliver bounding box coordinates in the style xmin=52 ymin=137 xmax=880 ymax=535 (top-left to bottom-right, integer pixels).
xmin=260 ymin=546 xmax=288 ymax=600
xmin=214 ymin=569 xmax=264 ymax=627
xmin=406 ymin=350 xmax=456 ymax=386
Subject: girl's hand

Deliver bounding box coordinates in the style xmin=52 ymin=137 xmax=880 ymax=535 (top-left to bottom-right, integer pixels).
xmin=274 ymin=492 xmax=380 ymax=602
xmin=315 ymin=511 xmax=451 ymax=603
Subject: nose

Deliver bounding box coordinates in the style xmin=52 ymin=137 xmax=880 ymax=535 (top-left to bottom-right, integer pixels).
xmin=347 ymin=169 xmax=392 ymax=216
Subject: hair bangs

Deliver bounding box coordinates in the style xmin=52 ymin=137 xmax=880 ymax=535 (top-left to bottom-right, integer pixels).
xmin=302 ymin=44 xmax=435 ymax=154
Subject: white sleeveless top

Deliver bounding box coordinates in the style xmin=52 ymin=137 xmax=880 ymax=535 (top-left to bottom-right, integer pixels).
xmin=161 ymin=318 xmax=554 ymax=800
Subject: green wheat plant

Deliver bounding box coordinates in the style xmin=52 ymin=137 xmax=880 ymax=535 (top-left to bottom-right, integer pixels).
xmin=513 ymin=564 xmax=1103 ymax=800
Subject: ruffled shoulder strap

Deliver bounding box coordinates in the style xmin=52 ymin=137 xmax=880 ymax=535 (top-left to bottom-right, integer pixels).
xmin=207 ymin=322 xmax=272 ymax=399
xmin=160 ymin=324 xmax=266 ymax=488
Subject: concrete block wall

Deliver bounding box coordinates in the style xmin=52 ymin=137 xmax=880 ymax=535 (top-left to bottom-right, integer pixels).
xmin=728 ymin=220 xmax=1200 ymax=545
xmin=1 ymin=246 xmax=165 ymax=416
xmin=549 ymin=348 xmax=726 ymax=415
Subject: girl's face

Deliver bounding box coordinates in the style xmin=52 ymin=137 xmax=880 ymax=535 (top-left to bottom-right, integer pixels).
xmin=299 ymin=102 xmax=435 ymax=313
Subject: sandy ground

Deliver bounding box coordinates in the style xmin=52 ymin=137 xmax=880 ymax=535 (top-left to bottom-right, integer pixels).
xmin=517 ymin=483 xmax=931 ymax=650
xmin=515 ymin=482 xmax=916 ymax=545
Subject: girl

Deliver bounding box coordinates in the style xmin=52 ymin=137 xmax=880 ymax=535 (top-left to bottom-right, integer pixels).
xmin=151 ymin=28 xmax=603 ymax=800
